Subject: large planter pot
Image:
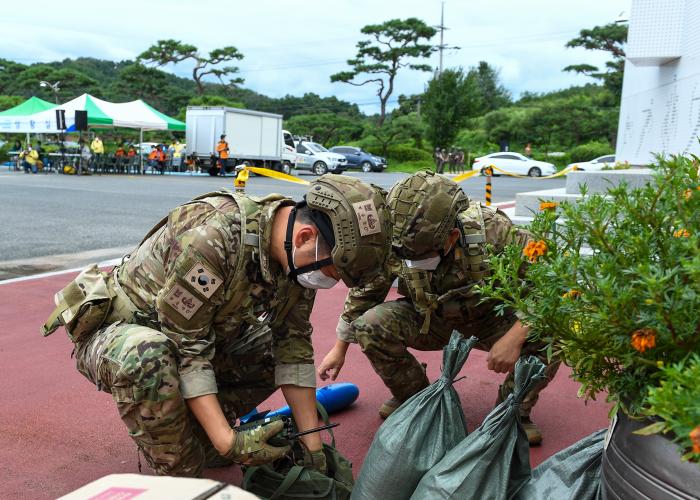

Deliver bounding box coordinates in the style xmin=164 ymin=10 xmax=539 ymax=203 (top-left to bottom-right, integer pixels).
xmin=601 ymin=412 xmax=700 ymax=499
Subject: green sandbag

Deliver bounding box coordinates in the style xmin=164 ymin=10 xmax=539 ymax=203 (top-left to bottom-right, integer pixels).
xmin=411 ymin=356 xmax=546 ymax=500
xmin=351 ymin=332 xmax=478 ymax=500
xmin=515 ymin=429 xmax=605 ymax=500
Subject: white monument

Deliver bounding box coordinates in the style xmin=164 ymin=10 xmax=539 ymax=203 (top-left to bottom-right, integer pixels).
xmin=616 ymin=0 xmax=700 ymax=165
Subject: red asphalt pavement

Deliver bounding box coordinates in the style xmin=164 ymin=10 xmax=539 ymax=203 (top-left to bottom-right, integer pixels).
xmin=0 ymin=270 xmax=611 ymax=499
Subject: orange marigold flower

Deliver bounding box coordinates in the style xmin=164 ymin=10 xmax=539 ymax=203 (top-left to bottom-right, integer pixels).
xmin=523 ymin=240 xmax=548 ymax=262
xmin=562 ymin=289 xmax=581 ymax=299
xmin=539 ymin=201 xmax=559 ymax=211
xmin=673 ymin=228 xmax=690 ymax=238
xmin=685 ymin=189 xmax=693 ymax=201
xmin=631 ymin=328 xmax=657 ymax=353
xmin=691 ymin=425 xmax=700 ymax=454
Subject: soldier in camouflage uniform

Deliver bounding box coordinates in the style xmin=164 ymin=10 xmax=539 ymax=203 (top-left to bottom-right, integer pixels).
xmin=42 ymin=174 xmax=390 ymax=477
xmin=318 ymin=171 xmax=560 ymax=445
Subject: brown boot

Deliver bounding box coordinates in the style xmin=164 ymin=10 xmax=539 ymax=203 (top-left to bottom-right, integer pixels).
xmin=378 ymin=397 xmax=403 ymax=419
xmin=521 ymin=416 xmax=543 ymax=446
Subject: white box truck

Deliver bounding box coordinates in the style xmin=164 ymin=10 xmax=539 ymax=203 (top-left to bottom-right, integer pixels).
xmin=186 ymin=106 xmax=295 ymax=174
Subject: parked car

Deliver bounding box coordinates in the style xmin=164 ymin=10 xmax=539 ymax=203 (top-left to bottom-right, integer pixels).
xmin=329 ymin=146 xmax=387 ymax=172
xmin=295 ymin=141 xmax=347 ymax=175
xmin=472 ymin=152 xmax=556 ymax=177
xmin=566 ymin=154 xmax=615 ymax=172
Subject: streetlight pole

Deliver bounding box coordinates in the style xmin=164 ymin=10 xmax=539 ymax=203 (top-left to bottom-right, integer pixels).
xmin=39 ymin=80 xmax=61 ymax=104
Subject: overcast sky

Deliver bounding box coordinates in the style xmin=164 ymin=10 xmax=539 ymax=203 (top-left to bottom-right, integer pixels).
xmin=2 ymin=0 xmax=630 ymax=113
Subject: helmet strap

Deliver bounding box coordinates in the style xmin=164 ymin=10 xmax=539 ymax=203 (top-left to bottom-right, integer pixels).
xmin=284 ymin=203 xmax=333 ymax=283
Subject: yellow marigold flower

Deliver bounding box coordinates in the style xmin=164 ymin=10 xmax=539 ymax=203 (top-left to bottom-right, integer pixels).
xmin=539 ymin=201 xmax=559 ymax=211
xmin=571 ymin=320 xmax=582 ymax=334
xmin=523 ymin=240 xmax=548 ymax=262
xmin=673 ymin=228 xmax=690 ymax=238
xmin=656 ymin=360 xmax=664 ymax=368
xmin=685 ymin=189 xmax=693 ymax=201
xmin=562 ymin=289 xmax=581 ymax=299
xmin=644 ymin=298 xmax=654 ymax=305
xmin=631 ymin=328 xmax=657 ymax=353
xmin=691 ymin=426 xmax=700 ymax=454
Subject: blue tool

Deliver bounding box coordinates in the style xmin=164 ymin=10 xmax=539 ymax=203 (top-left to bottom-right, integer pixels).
xmin=240 ymin=382 xmax=360 ymax=424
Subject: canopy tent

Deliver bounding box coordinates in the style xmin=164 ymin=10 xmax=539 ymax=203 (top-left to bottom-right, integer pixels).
xmin=29 ymin=94 xmax=185 ymax=132
xmin=0 ymin=94 xmax=184 ymax=134
xmin=0 ymin=96 xmax=58 ymax=133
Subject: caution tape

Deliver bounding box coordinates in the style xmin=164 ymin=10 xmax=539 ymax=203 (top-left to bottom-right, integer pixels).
xmin=452 ymin=170 xmax=481 ymax=183
xmin=488 ymin=164 xmax=576 ymax=179
xmin=234 ymin=165 xmax=311 ymax=191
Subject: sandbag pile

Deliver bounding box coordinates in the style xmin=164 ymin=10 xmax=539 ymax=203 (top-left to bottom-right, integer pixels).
xmin=351 ymin=332 xmax=478 ymax=500
xmin=411 ymin=356 xmax=546 ymax=500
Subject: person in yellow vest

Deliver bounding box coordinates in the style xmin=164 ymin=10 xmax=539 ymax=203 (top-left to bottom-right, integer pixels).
xmin=91 ymin=136 xmax=104 ymax=170
xmin=216 ymin=134 xmax=229 ymax=172
xmin=20 ymin=146 xmax=39 ymax=174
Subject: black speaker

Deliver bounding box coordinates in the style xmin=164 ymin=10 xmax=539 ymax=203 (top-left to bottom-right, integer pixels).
xmin=74 ymin=110 xmax=88 ymax=131
xmin=55 ymin=109 xmax=66 ymax=130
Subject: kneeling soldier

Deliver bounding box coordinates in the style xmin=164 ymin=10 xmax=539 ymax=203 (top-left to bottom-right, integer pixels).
xmin=318 ymin=171 xmax=560 ymax=445
xmin=43 ymin=174 xmax=390 ymax=476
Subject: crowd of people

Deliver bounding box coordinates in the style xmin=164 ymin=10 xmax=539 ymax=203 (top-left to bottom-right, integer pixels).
xmin=433 ymin=147 xmax=466 ymax=174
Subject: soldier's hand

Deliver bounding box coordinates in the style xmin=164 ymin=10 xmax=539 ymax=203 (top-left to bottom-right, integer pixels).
xmin=222 ymin=420 xmax=291 ymax=465
xmin=302 ymin=448 xmax=328 ymax=475
xmin=487 ymin=335 xmax=522 ymax=374
xmin=317 ymin=347 xmax=346 ymax=381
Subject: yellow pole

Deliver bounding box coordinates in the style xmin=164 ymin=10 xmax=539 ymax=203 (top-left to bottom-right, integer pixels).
xmin=485 ymin=165 xmax=493 ymax=206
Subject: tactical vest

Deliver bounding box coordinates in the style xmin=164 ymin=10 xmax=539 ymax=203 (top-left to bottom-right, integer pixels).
xmin=400 ymin=201 xmax=491 ymax=334
xmin=43 ymin=189 xmax=300 ymax=340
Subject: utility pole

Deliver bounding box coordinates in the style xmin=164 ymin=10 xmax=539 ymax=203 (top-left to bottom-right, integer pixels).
xmin=434 ymin=1 xmax=460 ymax=76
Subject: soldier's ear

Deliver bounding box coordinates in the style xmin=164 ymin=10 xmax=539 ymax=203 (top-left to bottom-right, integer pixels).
xmin=294 ymin=225 xmax=316 ymax=249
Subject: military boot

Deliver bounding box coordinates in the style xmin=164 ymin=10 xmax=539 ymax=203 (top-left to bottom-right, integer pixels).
xmin=521 ymin=416 xmax=543 ymax=446
xmin=379 ymin=362 xmax=427 ymax=419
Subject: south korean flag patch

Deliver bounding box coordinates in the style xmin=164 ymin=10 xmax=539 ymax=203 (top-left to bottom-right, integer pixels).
xmin=184 ymin=262 xmax=223 ymax=299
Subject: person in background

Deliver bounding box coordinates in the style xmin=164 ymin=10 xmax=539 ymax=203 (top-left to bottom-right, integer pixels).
xmin=185 ymin=152 xmax=201 ymax=173
xmin=79 ymin=140 xmax=92 ymax=175
xmin=115 ymin=145 xmax=126 ymax=157
xmin=216 ymin=134 xmax=229 ymax=172
xmin=127 ymin=145 xmax=137 ymax=157
xmin=525 ymin=143 xmax=532 ymax=157
xmin=170 ymin=139 xmax=185 ymax=171
xmin=20 ymin=145 xmax=39 ymax=174
xmin=91 ymin=136 xmax=104 ymax=169
xmin=147 ymin=145 xmax=166 ymax=174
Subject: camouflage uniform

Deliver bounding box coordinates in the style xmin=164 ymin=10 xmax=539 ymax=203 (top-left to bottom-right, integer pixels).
xmin=71 ymin=192 xmax=317 ymax=477
xmin=337 ymin=201 xmax=560 ymax=416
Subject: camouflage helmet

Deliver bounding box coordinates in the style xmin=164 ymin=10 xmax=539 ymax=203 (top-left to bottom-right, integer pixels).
xmin=304 ymin=174 xmax=391 ymax=287
xmin=388 ymin=170 xmax=469 ymax=259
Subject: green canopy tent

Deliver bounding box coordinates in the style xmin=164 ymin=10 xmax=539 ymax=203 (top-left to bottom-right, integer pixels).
xmin=0 ymin=96 xmax=58 ymax=146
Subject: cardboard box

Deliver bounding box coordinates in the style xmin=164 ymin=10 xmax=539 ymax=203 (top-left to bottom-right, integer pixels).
xmin=58 ymin=473 xmax=258 ymax=500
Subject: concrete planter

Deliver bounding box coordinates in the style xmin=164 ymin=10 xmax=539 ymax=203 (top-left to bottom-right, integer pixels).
xmin=601 ymin=412 xmax=700 ymax=499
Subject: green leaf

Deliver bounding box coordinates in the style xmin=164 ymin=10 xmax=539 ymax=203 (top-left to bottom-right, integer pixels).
xmin=632 ymin=421 xmax=667 ymax=436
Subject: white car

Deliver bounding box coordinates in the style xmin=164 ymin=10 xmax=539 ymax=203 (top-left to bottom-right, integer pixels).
xmin=294 ymin=141 xmax=348 ymax=175
xmin=472 ymin=152 xmax=556 ymax=177
xmin=567 ymin=154 xmax=615 ymax=172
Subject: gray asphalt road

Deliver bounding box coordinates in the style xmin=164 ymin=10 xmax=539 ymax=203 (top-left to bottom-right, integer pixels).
xmin=0 ymin=169 xmax=564 ymax=277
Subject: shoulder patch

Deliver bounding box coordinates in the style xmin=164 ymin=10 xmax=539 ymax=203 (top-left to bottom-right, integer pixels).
xmin=164 ymin=284 xmax=204 ymax=320
xmin=185 ymin=262 xmax=223 ymax=299
xmin=352 ymin=199 xmax=381 ymax=236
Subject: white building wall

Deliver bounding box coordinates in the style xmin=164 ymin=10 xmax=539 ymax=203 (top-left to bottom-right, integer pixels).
xmin=616 ymin=0 xmax=700 ymax=165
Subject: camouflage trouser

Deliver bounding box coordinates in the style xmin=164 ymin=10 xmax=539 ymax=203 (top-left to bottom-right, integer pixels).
xmin=74 ymin=320 xmax=275 ymax=477
xmin=352 ymin=298 xmax=560 ymax=417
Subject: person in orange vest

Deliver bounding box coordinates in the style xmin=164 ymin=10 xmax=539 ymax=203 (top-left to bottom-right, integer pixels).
xmin=127 ymin=145 xmax=137 ymax=157
xmin=147 ymin=145 xmax=166 ymax=174
xmin=216 ymin=134 xmax=230 ymax=172
xmin=115 ymin=146 xmax=125 ymax=157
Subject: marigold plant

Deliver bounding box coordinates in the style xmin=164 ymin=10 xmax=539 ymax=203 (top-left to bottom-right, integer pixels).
xmin=478 ymin=155 xmax=700 ymax=463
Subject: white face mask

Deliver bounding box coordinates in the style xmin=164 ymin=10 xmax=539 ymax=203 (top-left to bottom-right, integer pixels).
xmin=404 ymin=255 xmax=441 ymax=271
xmin=404 ymin=241 xmax=456 ymax=271
xmin=292 ymin=238 xmax=339 ymax=289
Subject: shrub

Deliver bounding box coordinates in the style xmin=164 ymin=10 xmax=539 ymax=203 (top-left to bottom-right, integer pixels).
xmin=367 ymin=143 xmax=432 ymax=162
xmin=568 ymin=140 xmax=613 ymax=163
xmin=454 ymin=129 xmax=498 ymax=157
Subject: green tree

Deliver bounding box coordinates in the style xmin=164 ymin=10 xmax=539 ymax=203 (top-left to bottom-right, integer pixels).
xmin=139 ymin=39 xmax=244 ymax=95
xmin=285 ymin=113 xmax=364 ymax=146
xmin=564 ymin=23 xmax=628 ymax=98
xmin=11 ymin=65 xmax=99 ymax=100
xmin=422 ymin=68 xmax=478 ymax=148
xmin=468 ymin=61 xmax=511 ymax=113
xmin=0 ymin=59 xmax=27 ymax=94
xmin=366 ymin=113 xmax=424 ymax=157
xmin=110 ymin=63 xmax=190 ymax=116
xmin=331 ymin=18 xmax=436 ymax=126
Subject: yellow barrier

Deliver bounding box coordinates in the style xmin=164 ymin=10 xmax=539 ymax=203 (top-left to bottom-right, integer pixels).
xmin=488 ymin=164 xmax=576 ymax=179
